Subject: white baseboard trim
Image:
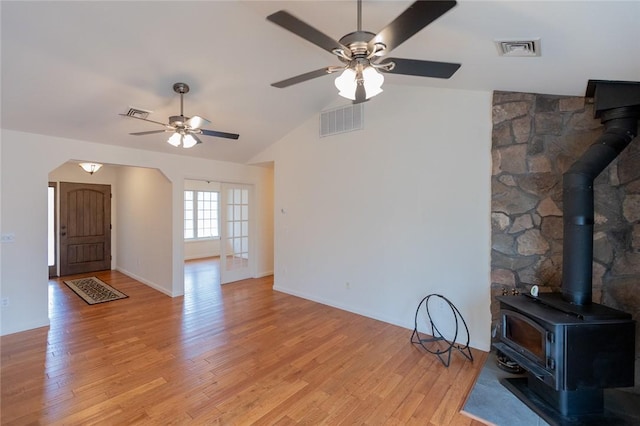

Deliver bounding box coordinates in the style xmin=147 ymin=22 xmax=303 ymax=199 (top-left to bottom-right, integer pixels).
xmin=272 ymin=284 xmax=411 ymax=331
xmin=255 ymin=270 xmax=274 ymax=278
xmin=115 ymin=267 xmax=173 ymax=297
xmin=272 ymin=285 xmax=486 ymax=350
xmin=1 ymin=317 xmax=50 ymax=336
xmin=184 ymin=254 xmax=220 ymax=261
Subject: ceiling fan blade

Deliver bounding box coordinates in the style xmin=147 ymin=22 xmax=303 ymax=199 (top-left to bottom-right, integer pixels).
xmin=267 ymin=10 xmax=348 ymax=55
xmin=200 ymin=129 xmax=240 ymax=140
xmin=368 ymin=1 xmax=457 ymax=55
xmin=118 ymin=113 xmax=170 ymax=128
xmin=186 ymin=115 xmax=210 ymax=129
xmin=272 ymin=67 xmax=333 ymax=88
xmin=129 ymin=130 xmax=170 ymax=136
xmin=381 ymin=58 xmax=461 ymax=79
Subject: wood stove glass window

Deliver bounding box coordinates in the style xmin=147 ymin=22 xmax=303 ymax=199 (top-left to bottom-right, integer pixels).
xmin=504 ymin=314 xmax=544 ymax=360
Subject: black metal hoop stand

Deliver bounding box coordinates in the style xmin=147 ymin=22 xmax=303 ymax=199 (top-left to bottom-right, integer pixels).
xmin=411 ymin=294 xmax=473 ymax=367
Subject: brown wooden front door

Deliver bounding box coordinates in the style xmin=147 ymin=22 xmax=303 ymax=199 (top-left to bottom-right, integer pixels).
xmin=59 ymin=182 xmax=111 ymax=276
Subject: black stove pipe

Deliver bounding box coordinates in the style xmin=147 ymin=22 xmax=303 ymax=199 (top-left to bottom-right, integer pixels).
xmin=562 ymin=107 xmax=639 ymax=305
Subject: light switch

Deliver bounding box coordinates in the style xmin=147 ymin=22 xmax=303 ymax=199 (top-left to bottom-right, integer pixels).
xmin=1 ymin=233 xmax=16 ymax=243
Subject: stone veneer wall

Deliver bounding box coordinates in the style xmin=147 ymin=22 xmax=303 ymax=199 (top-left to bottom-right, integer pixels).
xmin=490 ymin=91 xmax=640 ymax=392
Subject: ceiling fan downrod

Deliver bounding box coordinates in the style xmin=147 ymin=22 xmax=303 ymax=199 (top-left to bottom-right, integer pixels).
xmin=173 ymin=82 xmax=190 ymax=118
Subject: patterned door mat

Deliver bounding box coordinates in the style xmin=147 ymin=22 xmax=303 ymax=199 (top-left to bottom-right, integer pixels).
xmin=64 ymin=277 xmax=128 ymax=305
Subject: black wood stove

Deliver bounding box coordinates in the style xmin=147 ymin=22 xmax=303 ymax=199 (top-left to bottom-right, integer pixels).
xmin=494 ymin=80 xmax=640 ymax=425
xmin=495 ymin=294 xmax=634 ymax=418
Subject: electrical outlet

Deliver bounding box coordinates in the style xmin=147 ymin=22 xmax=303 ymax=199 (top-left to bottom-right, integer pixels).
xmin=1 ymin=298 xmax=8 ymax=307
xmin=345 ymin=282 xmax=350 ymax=289
xmin=1 ymin=233 xmax=16 ymax=243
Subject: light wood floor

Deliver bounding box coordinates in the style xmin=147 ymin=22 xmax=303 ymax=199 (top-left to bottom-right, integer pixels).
xmin=1 ymin=258 xmax=488 ymax=425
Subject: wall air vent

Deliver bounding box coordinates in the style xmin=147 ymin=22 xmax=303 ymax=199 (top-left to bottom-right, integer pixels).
xmin=320 ymin=104 xmax=364 ymax=137
xmin=124 ymin=107 xmax=152 ymax=119
xmin=495 ymin=39 xmax=541 ymax=57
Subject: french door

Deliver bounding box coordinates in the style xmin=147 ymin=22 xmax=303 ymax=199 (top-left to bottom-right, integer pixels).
xmin=220 ymin=183 xmax=252 ymax=284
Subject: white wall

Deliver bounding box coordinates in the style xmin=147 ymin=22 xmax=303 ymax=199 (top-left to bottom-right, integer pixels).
xmin=252 ymin=86 xmax=493 ymax=351
xmin=184 ymin=239 xmax=220 ymax=260
xmin=0 ymin=130 xmax=274 ymax=335
xmin=117 ymin=167 xmax=173 ymax=295
xmin=254 ymin=166 xmax=274 ymax=277
xmin=0 ymin=136 xmax=52 ymax=333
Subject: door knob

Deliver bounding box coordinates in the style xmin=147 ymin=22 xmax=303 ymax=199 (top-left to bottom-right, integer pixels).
xmin=61 ymin=232 xmax=66 ymax=236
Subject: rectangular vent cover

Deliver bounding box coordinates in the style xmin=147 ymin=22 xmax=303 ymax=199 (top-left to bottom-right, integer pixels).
xmin=320 ymin=104 xmax=363 ymax=137
xmin=495 ymin=39 xmax=541 ymax=57
xmin=124 ymin=107 xmax=152 ymax=119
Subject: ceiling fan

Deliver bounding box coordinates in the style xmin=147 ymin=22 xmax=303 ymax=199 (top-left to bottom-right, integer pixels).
xmin=267 ymin=0 xmax=461 ymax=103
xmin=119 ymin=82 xmax=239 ymax=149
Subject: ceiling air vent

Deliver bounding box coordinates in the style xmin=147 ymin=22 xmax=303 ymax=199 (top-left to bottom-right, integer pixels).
xmin=495 ymin=39 xmax=541 ymax=57
xmin=320 ymin=104 xmax=364 ymax=138
xmin=124 ymin=107 xmax=152 ymax=119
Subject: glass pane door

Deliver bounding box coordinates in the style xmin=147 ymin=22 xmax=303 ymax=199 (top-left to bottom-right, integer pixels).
xmin=48 ymin=183 xmax=57 ymax=277
xmin=220 ymin=183 xmax=252 ymax=284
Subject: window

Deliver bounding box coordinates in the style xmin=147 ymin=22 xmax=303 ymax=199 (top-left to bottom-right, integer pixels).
xmin=184 ymin=190 xmax=219 ymax=239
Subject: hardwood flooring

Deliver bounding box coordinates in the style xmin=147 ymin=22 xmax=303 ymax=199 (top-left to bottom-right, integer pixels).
xmin=1 ymin=258 xmax=488 ymax=425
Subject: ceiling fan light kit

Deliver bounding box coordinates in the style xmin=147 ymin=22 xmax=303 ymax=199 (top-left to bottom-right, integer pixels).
xmin=335 ymin=65 xmax=384 ymax=101
xmin=181 ymin=134 xmax=198 ymax=149
xmin=120 ymin=82 xmax=239 ymax=149
xmin=167 ymin=130 xmax=198 ymax=149
xmin=267 ymin=0 xmax=461 ymax=103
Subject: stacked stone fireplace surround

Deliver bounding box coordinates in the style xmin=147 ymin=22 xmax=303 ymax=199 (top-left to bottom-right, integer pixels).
xmin=490 ymin=91 xmax=640 ymax=393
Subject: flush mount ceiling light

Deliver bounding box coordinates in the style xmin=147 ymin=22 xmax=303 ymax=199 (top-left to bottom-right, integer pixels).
xmin=79 ymin=162 xmax=103 ymax=175
xmin=119 ymin=82 xmax=239 ymax=149
xmin=267 ymin=0 xmax=461 ymax=104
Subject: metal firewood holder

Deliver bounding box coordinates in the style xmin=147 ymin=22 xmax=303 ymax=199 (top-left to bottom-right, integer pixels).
xmin=411 ymin=294 xmax=473 ymax=367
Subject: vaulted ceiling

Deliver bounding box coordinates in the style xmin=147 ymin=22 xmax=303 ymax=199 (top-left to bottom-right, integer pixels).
xmin=2 ymin=1 xmax=639 ymax=163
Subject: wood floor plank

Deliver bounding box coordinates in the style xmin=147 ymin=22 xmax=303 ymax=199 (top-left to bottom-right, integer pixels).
xmin=1 ymin=258 xmax=488 ymax=425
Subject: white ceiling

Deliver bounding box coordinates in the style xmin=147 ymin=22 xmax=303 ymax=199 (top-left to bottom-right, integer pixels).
xmin=2 ymin=1 xmax=639 ymax=164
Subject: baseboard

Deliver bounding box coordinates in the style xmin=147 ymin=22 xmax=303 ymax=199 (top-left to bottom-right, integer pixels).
xmin=1 ymin=317 xmax=50 ymax=336
xmin=273 ymin=284 xmax=407 ymax=330
xmin=115 ymin=267 xmax=173 ymax=297
xmin=184 ymin=254 xmax=220 ymax=261
xmin=255 ymin=270 xmax=274 ymax=278
xmin=272 ymin=284 xmax=486 ymax=352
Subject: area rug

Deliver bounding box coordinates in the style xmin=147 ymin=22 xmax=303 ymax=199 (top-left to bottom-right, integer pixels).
xmin=64 ymin=277 xmax=128 ymax=305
